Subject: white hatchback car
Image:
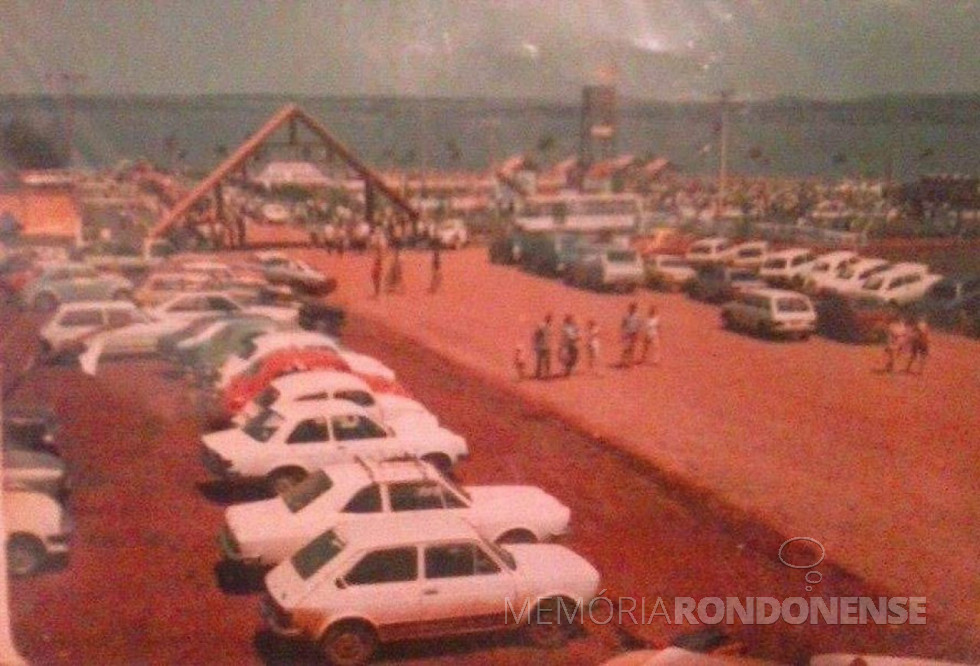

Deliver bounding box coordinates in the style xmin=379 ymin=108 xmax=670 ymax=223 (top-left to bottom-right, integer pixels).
xmin=260 ymin=515 xmax=601 ymax=664
xmin=233 ymin=370 xmax=436 ymax=428
xmin=221 ymin=458 xmax=571 ymax=567
xmin=685 ymin=236 xmax=732 ymax=266
xmin=758 ymin=248 xmax=817 ymax=287
xmin=857 ymin=263 xmax=943 ymax=306
xmin=201 ymin=400 xmax=468 ymax=491
xmin=39 ymin=300 xmax=152 ymax=359
xmin=723 ymin=240 xmax=770 ymax=270
xmin=721 ymin=288 xmax=817 ymax=339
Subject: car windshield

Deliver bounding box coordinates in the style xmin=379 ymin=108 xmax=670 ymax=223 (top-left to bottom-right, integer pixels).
xmin=437 ymin=469 xmax=472 ymax=503
xmin=290 ymin=528 xmax=345 ymax=580
xmin=660 ymin=257 xmax=686 ymax=268
xmin=863 ymin=276 xmax=885 ymax=290
xmin=763 ymin=258 xmax=787 ymax=269
xmin=281 ymin=470 xmax=334 ymax=513
xmin=731 ymin=270 xmax=757 ymax=282
xmin=776 ymin=297 xmax=812 ymax=313
xmin=242 ymin=408 xmax=283 ymax=443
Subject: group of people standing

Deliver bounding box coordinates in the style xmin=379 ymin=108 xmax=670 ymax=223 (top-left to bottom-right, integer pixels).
xmin=884 ymin=313 xmax=930 ymax=374
xmin=619 ymin=301 xmax=662 ymax=368
xmin=518 ymin=301 xmax=662 ymax=380
xmin=518 ymin=313 xmax=600 ymax=380
xmin=369 ymin=243 xmax=442 ymax=298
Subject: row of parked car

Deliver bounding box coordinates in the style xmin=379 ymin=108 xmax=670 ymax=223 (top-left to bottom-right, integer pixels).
xmin=7 ymin=245 xmax=604 ymax=664
xmin=490 ymin=229 xmax=980 ymax=342
xmin=185 ymin=322 xmax=601 ymax=663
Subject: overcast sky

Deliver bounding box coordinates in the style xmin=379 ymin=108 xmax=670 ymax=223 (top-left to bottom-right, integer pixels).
xmin=1 ymin=1 xmax=978 ymax=101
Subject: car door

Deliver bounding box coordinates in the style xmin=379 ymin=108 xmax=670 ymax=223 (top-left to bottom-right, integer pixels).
xmin=418 ymin=541 xmax=517 ymax=634
xmin=338 ymin=547 xmax=422 ymax=639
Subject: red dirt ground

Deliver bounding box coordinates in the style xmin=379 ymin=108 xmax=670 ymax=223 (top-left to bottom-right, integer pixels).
xmin=3 ymin=242 xmax=979 ymax=664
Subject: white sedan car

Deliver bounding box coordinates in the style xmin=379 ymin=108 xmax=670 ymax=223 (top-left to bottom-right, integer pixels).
xmin=220 ymin=457 xmax=571 ymax=567
xmin=232 ymin=370 xmax=436 ymax=428
xmin=200 ymin=400 xmax=468 ymax=491
xmin=145 ymin=291 xmax=298 ymax=325
xmin=857 ymin=263 xmax=943 ymax=306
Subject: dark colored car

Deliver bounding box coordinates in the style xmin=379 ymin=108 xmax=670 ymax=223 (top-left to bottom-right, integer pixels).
xmin=815 ymin=293 xmax=893 ymax=343
xmin=520 ymin=232 xmax=586 ymax=277
xmin=910 ymin=274 xmax=980 ymax=329
xmin=687 ymin=264 xmax=766 ymax=303
xmin=3 ymin=405 xmax=60 ymax=457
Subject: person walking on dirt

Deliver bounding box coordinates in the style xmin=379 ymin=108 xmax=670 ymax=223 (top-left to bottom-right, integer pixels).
xmin=385 ymin=247 xmax=404 ymax=294
xmin=370 ymin=249 xmax=383 ymax=298
xmin=905 ymin=316 xmax=930 ymax=375
xmin=586 ymin=319 xmax=600 ymax=371
xmin=638 ymin=304 xmax=662 ymax=365
xmin=883 ymin=311 xmax=909 ymax=373
xmin=532 ymin=313 xmax=553 ymax=379
xmin=429 ymin=245 xmax=442 ymax=294
xmin=559 ymin=314 xmax=580 ymax=377
xmin=620 ymin=302 xmax=641 ymax=367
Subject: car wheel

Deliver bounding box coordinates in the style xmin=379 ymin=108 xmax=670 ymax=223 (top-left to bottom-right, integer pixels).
xmin=420 ymin=453 xmax=452 ymax=475
xmin=112 ymin=288 xmax=132 ymax=301
xmin=496 ymin=529 xmax=537 ymax=545
xmin=756 ymin=322 xmax=770 ymax=339
xmin=320 ymin=621 xmax=378 ymax=666
xmin=524 ymin=597 xmax=577 ymax=648
xmin=267 ymin=468 xmax=306 ymax=495
xmin=7 ymin=535 xmax=45 ymax=577
xmin=33 ymin=292 xmax=58 ymax=313
xmin=721 ymin=311 xmax=734 ymax=329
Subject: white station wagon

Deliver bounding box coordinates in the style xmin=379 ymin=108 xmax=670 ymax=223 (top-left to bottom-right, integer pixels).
xmin=721 ymin=288 xmax=817 ymax=340
xmin=260 ymin=515 xmax=601 ymax=665
xmin=233 ymin=370 xmax=436 ymax=428
xmin=221 ymin=458 xmax=571 ymax=567
xmin=201 ymin=400 xmax=468 ymax=492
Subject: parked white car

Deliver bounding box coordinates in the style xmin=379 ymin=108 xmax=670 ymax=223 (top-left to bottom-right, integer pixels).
xmin=758 ymin=247 xmax=817 ymax=287
xmin=721 ymin=288 xmax=817 ymax=339
xmin=566 ymin=245 xmax=645 ymax=292
xmin=39 ymin=300 xmax=152 ymax=359
xmin=4 ymin=489 xmax=73 ymax=576
xmin=233 ymin=370 xmax=436 ymax=428
xmin=802 ymin=251 xmax=861 ymax=293
xmin=260 ymin=515 xmax=601 ymax=663
xmin=684 ymin=236 xmax=732 ymax=266
xmin=200 ymin=400 xmax=468 ymax=491
xmin=221 ymin=458 xmax=571 ymax=567
xmin=723 ymin=240 xmax=770 ymax=270
xmin=857 ymin=263 xmax=943 ymax=306
xmin=805 ymin=258 xmax=892 ymax=296
xmin=643 ymin=254 xmax=697 ymax=291
xmin=146 ymin=291 xmax=298 ymax=326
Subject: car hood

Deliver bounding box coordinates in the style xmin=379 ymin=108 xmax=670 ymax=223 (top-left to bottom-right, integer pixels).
xmin=225 ymin=496 xmax=323 ymax=546
xmin=246 ymin=305 xmax=298 ymax=323
xmin=377 ymin=395 xmax=438 ymax=425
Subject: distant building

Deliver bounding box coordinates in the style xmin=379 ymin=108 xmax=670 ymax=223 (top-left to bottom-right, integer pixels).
xmin=580 ymin=85 xmax=618 ymax=170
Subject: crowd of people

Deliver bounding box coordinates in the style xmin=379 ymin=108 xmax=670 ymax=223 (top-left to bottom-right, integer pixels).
xmin=517 ymin=301 xmax=662 ymax=380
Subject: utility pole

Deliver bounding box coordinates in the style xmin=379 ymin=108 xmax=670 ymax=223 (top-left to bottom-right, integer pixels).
xmin=716 ymin=89 xmax=734 ymax=218
xmin=45 ymin=71 xmax=88 ymax=166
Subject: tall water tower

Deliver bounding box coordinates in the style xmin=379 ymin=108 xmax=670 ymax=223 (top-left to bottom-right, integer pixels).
xmin=580 ymin=84 xmax=617 ymax=168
